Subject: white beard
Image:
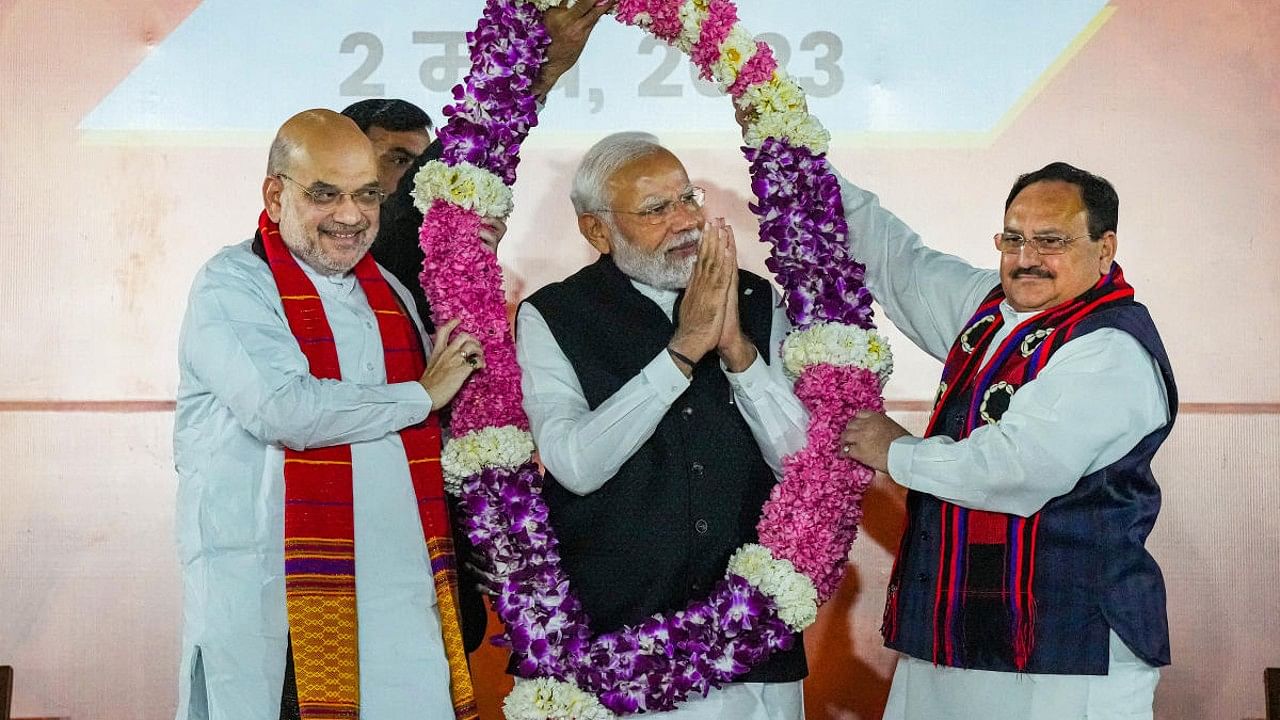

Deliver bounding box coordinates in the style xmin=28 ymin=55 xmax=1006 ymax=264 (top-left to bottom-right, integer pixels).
xmin=609 ymin=225 xmax=701 ymax=290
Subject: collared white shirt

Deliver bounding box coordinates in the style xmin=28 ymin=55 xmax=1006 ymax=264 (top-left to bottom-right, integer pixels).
xmin=516 ymin=277 xmax=810 ymax=494
xmin=836 ymin=174 xmax=1169 ymax=719
xmin=173 ymin=240 xmax=452 ymax=720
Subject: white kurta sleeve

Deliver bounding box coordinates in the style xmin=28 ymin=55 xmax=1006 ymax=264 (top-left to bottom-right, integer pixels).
xmin=179 ymin=258 xmax=433 ymax=451
xmin=886 ymin=328 xmax=1170 ymax=517
xmin=516 ymin=302 xmax=691 ymax=496
xmin=836 ymin=171 xmax=999 ymax=361
xmin=723 ymin=288 xmax=810 ymax=476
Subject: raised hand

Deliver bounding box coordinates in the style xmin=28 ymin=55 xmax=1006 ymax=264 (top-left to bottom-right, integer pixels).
xmin=419 ymin=318 xmax=486 ymax=407
xmin=532 ymin=0 xmax=618 ymax=98
xmin=668 ymin=221 xmax=733 ymax=376
xmin=712 ymin=219 xmax=757 ymax=372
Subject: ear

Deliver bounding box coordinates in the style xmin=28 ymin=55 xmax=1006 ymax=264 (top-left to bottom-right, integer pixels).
xmin=263 ymin=175 xmax=284 ymax=222
xmin=578 ymin=213 xmax=612 ymax=255
xmin=1096 ymin=230 xmax=1118 ymax=273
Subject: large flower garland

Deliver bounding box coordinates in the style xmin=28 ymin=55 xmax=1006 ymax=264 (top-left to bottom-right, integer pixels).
xmin=413 ymin=0 xmax=892 ymax=716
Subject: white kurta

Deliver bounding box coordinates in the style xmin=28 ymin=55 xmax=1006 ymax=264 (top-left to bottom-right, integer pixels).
xmin=173 ymin=241 xmax=453 ymax=720
xmin=516 ymin=278 xmax=809 ymax=720
xmin=836 ymin=175 xmax=1170 ymax=719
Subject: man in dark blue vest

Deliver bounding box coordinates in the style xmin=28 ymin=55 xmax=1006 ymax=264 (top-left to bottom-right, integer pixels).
xmin=516 ymin=132 xmax=812 ymax=719
xmin=837 ymin=162 xmax=1176 ymax=719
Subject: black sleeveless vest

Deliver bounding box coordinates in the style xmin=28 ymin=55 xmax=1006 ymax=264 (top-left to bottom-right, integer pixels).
xmin=523 ymin=255 xmax=807 ymax=682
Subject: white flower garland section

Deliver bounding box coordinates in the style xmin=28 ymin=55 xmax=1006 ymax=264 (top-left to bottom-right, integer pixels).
xmin=674 ymin=1 xmax=705 ymax=52
xmin=781 ymin=323 xmax=894 ymax=384
xmin=441 ymin=426 xmax=536 ymax=495
xmin=412 ymin=160 xmax=514 ymax=218
xmin=625 ymin=0 xmax=828 ymax=154
xmin=709 ymin=27 xmax=758 ymax=87
xmin=505 ymin=678 xmax=617 ymax=720
xmin=725 ymin=544 xmax=818 ymax=632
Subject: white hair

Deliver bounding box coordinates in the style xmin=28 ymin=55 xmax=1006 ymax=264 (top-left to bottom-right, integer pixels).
xmin=570 ymin=131 xmax=665 ymax=215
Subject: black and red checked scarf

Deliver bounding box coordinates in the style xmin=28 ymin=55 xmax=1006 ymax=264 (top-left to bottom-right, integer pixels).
xmin=259 ymin=211 xmax=477 ymax=719
xmin=882 ymin=264 xmax=1135 ymax=671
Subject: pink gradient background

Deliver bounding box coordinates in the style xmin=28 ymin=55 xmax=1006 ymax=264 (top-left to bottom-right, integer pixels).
xmin=1 ymin=1 xmax=1277 ymax=718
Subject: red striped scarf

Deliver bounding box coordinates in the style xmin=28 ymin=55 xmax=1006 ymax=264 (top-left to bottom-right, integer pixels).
xmin=259 ymin=211 xmax=478 ymax=719
xmin=883 ymin=264 xmax=1134 ymax=670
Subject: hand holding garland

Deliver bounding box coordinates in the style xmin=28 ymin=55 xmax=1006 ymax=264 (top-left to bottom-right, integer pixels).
xmin=840 ymin=409 xmax=911 ymax=473
xmin=420 ymin=317 xmax=487 ymax=407
xmin=532 ymin=0 xmax=620 ymax=98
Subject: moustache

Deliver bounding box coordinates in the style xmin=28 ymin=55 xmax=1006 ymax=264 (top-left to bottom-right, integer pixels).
xmin=1011 ymin=268 xmax=1054 ymax=280
xmin=319 ymin=222 xmax=371 ymax=234
xmin=664 ymin=228 xmax=702 ymax=253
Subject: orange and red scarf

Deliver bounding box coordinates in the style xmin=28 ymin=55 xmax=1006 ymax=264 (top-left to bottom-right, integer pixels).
xmin=260 ymin=211 xmax=477 ymax=719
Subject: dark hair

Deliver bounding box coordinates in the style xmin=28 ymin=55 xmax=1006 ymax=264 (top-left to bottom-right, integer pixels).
xmin=340 ymin=99 xmax=433 ymax=134
xmin=1004 ymin=162 xmax=1119 ymax=238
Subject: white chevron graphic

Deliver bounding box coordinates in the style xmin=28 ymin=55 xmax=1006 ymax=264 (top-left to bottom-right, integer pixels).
xmin=79 ymin=0 xmax=1112 ymax=142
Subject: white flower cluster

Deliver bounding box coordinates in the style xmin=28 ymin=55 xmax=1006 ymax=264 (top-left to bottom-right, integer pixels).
xmin=781 ymin=323 xmax=894 ymax=384
xmin=743 ymin=108 xmax=830 ymax=155
xmin=504 ymin=678 xmax=616 ymax=720
xmin=441 ymin=425 xmax=536 ymax=495
xmin=709 ymin=26 xmax=760 ymax=89
xmin=674 ymin=0 xmax=709 ymax=52
xmin=726 ymin=544 xmax=818 ymax=632
xmin=736 ymin=73 xmax=807 ymax=116
xmin=524 ymin=0 xmax=567 ymax=10
xmin=737 ymin=71 xmax=829 ymax=153
xmin=412 ymin=160 xmax=514 ymax=219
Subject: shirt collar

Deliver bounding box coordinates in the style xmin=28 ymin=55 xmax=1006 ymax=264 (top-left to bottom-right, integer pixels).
xmin=294 ymin=252 xmax=357 ymax=298
xmin=629 ymin=278 xmax=680 ymax=318
xmin=999 ymin=300 xmax=1043 ymax=324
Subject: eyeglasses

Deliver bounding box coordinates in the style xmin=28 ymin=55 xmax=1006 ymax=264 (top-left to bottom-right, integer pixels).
xmin=994 ymin=232 xmax=1091 ymax=256
xmin=594 ymin=187 xmax=706 ymax=226
xmin=276 ymin=173 xmax=387 ymax=210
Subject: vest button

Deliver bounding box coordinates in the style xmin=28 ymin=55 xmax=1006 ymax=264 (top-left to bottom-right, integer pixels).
xmin=695 ymin=518 xmax=709 ymax=534
xmin=916 ymin=572 xmax=929 ymax=583
xmin=682 ymin=406 xmax=694 ymax=418
xmin=690 ymin=462 xmax=704 ymax=478
xmin=919 ymin=530 xmax=930 ymax=542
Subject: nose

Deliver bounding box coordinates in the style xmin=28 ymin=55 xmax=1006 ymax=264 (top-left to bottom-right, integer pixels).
xmin=670 ymin=199 xmax=703 ymax=233
xmin=1015 ymin=243 xmax=1043 ymax=266
xmin=332 ymin=193 xmax=364 ymax=225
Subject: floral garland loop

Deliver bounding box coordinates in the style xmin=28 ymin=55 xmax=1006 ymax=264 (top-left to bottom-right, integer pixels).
xmin=413 ymin=0 xmax=893 ymax=716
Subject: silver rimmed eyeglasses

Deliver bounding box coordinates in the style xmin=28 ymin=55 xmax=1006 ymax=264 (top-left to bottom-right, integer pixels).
xmin=593 ymin=187 xmax=706 ymax=226
xmin=276 ymin=173 xmax=387 ymax=210
xmin=994 ymin=232 xmax=1090 ymax=255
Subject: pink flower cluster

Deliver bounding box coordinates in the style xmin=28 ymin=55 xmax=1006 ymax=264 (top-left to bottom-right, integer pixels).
xmin=615 ymin=0 xmax=683 ymax=41
xmin=756 ymin=364 xmax=884 ymax=601
xmin=689 ymin=0 xmax=737 ymax=73
xmin=418 ymin=200 xmax=529 ymax=435
xmin=726 ymin=42 xmax=775 ymax=97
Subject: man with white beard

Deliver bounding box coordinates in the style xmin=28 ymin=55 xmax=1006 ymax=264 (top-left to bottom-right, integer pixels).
xmin=515 ymin=132 xmax=811 ymax=719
